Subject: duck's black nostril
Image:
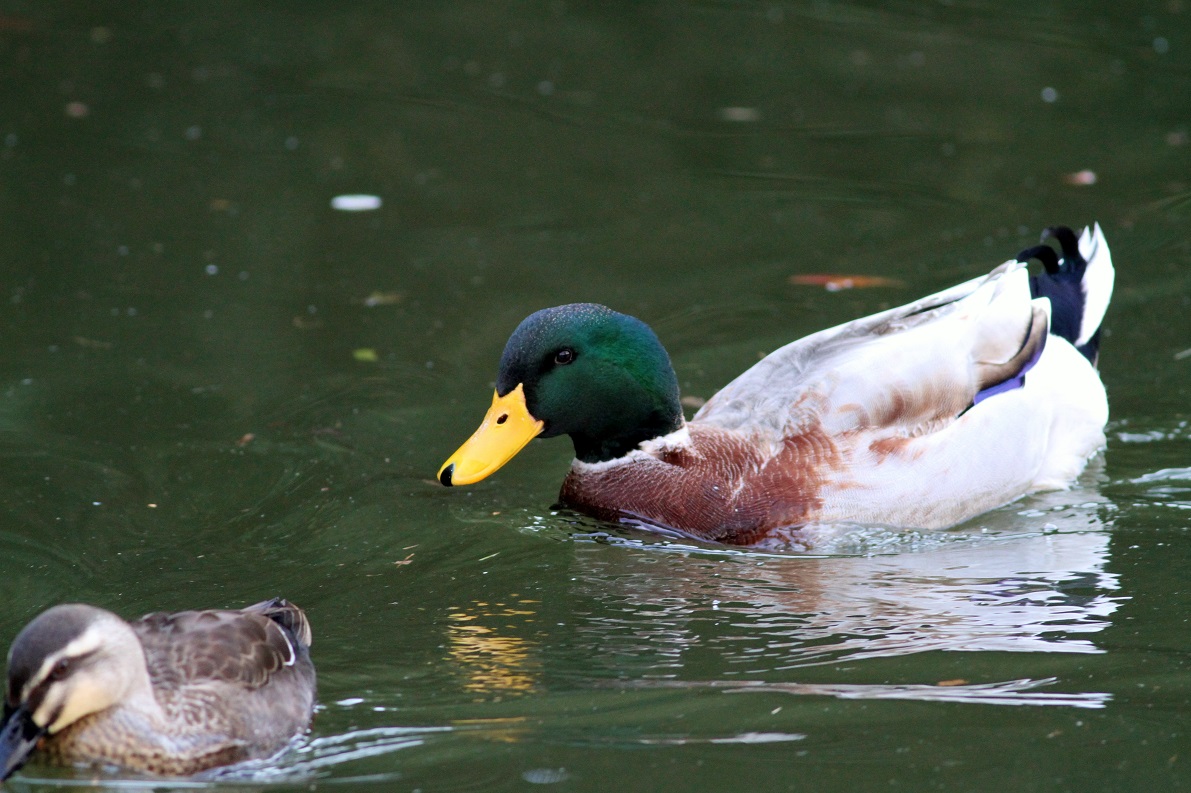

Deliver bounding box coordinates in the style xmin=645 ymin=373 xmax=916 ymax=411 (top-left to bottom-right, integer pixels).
xmin=496 ymin=414 xmax=508 ymax=425
xmin=439 ymin=463 xmax=455 ymax=487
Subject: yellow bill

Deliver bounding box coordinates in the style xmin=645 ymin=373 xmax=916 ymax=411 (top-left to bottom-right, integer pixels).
xmin=439 ymin=384 xmax=544 ymax=486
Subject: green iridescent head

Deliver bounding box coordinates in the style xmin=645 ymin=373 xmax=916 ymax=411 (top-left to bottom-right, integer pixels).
xmin=439 ymin=303 xmax=683 ymax=485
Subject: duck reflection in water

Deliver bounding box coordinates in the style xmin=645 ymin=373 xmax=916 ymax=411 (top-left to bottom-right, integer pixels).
xmin=445 ymin=598 xmax=542 ymax=699
xmin=565 ymin=497 xmax=1120 ymax=674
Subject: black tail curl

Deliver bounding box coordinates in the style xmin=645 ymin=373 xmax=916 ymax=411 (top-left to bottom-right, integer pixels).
xmin=1017 ymin=226 xmax=1100 ymax=365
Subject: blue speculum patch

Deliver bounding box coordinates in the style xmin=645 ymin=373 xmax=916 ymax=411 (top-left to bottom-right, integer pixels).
xmin=973 ymin=333 xmax=1047 ymax=405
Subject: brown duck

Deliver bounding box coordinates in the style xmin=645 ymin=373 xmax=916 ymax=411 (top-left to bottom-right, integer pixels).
xmin=439 ymin=224 xmax=1114 ymax=546
xmin=0 ymin=598 xmax=315 ymax=780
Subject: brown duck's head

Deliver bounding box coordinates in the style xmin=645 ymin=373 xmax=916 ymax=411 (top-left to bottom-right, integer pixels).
xmin=2 ymin=605 xmax=146 ymax=781
xmin=439 ymin=303 xmax=684 ymax=485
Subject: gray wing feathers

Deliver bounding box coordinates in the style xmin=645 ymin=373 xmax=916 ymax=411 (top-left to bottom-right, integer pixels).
xmin=132 ymin=601 xmax=311 ymax=692
xmin=694 ymin=262 xmax=1045 ymax=439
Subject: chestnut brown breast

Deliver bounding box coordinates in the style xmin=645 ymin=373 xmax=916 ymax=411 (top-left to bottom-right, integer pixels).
xmin=558 ymin=424 xmax=842 ymax=545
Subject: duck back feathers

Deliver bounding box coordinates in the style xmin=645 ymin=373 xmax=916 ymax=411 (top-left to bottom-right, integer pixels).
xmin=133 ymin=599 xmax=312 ymax=695
xmin=693 ymin=260 xmax=1049 ymax=442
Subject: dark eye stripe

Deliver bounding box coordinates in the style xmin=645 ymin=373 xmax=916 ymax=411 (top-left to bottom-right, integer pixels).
xmin=24 ymin=679 xmax=51 ymax=715
xmin=28 ymin=649 xmax=98 ymax=700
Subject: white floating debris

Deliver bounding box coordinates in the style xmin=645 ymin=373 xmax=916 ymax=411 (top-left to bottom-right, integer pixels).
xmin=1063 ymin=169 xmax=1097 ymax=186
xmin=709 ymin=732 xmax=806 ymax=745
xmin=331 ymin=194 xmax=382 ymax=211
xmin=522 ymin=768 xmax=570 ymax=784
xmin=719 ymin=106 xmax=761 ymax=122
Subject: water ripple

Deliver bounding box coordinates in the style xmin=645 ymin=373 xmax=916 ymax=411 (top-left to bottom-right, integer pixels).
xmin=620 ymin=677 xmax=1110 ymax=709
xmin=569 ymin=520 xmax=1122 ymax=671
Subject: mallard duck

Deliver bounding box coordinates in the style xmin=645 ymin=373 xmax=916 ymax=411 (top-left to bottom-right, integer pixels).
xmin=0 ymin=598 xmax=315 ymax=780
xmin=439 ymin=224 xmax=1113 ymax=547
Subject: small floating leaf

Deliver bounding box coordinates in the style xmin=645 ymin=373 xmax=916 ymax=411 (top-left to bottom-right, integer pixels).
xmin=1063 ymin=169 xmax=1097 ymax=186
xmin=359 ymin=291 xmax=403 ymax=307
xmin=789 ymin=274 xmax=904 ymax=291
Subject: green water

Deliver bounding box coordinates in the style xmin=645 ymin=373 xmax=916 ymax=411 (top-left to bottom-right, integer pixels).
xmin=1 ymin=1 xmax=1189 ymax=790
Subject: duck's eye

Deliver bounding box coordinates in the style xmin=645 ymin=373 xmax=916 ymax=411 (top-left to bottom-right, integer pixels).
xmin=554 ymin=348 xmax=575 ymax=365
xmin=48 ymin=659 xmax=71 ymax=682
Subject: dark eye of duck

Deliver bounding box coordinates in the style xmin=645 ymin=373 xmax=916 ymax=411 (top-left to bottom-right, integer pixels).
xmin=48 ymin=658 xmax=71 ymax=682
xmin=554 ymin=348 xmax=575 ymax=366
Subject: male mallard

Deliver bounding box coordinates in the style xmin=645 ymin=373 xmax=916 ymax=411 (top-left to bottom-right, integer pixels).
xmin=439 ymin=224 xmax=1113 ymax=547
xmin=0 ymin=599 xmax=315 ymax=780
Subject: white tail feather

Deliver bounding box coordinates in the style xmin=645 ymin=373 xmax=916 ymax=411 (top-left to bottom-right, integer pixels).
xmin=1077 ymin=222 xmax=1114 ymax=347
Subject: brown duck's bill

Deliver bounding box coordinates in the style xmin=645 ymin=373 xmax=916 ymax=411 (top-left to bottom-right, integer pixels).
xmin=439 ymin=384 xmax=544 ymax=486
xmin=0 ymin=704 xmax=46 ymax=782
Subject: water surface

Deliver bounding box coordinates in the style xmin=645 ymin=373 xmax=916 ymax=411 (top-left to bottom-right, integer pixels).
xmin=1 ymin=2 xmax=1189 ymax=791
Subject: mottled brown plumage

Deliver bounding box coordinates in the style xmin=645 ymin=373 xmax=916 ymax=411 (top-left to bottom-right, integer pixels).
xmin=1 ymin=599 xmax=315 ymax=780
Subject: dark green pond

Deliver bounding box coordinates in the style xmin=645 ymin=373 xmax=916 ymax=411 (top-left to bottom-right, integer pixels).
xmin=1 ymin=2 xmax=1189 ymax=790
